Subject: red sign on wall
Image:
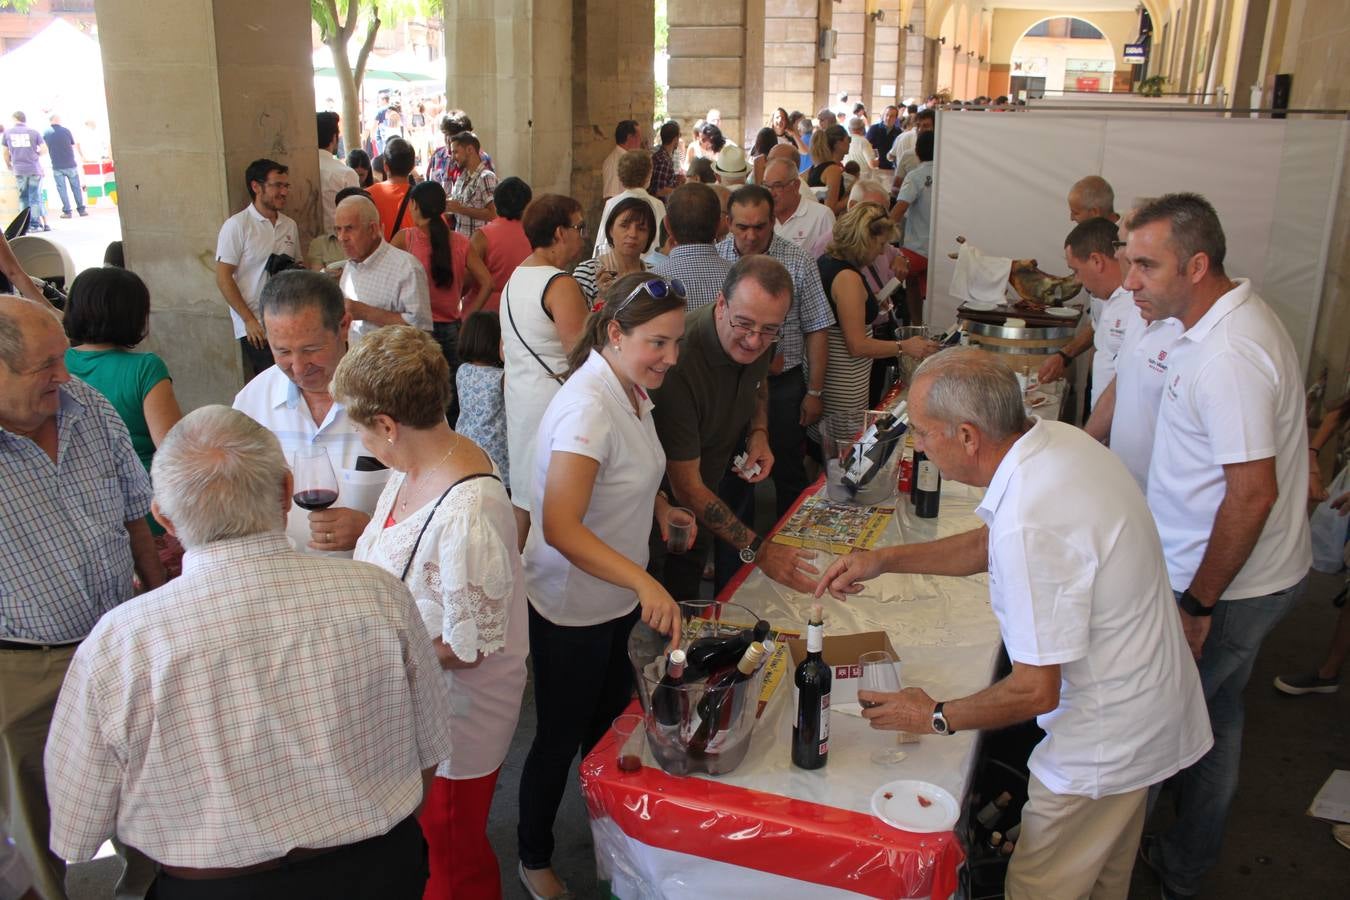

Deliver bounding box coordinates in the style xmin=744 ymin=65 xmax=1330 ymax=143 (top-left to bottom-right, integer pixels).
xmin=1076 ymin=76 xmax=1101 ymax=92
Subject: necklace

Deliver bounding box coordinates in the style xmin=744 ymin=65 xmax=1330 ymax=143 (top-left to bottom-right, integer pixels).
xmin=398 ymin=437 xmax=460 ymax=515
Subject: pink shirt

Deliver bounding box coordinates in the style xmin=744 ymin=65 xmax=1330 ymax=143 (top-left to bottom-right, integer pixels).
xmin=402 ymin=224 xmax=469 ymax=322
xmin=477 ymin=218 xmax=531 ymax=313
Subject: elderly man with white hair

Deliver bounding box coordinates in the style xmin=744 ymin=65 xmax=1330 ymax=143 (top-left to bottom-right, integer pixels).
xmin=762 ymin=157 xmax=835 ymax=253
xmin=334 ymin=194 xmax=431 ymax=343
xmin=817 ymin=348 xmax=1212 ymax=900
xmin=45 ymin=405 xmax=453 ymax=900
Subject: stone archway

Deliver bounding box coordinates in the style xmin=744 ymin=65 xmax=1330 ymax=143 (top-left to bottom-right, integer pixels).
xmin=1009 ymin=15 xmax=1116 ymax=97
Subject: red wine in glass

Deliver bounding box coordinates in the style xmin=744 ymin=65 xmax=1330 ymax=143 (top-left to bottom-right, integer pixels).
xmin=292 ymin=448 xmax=339 ymax=512
xmin=294 ymin=489 xmax=338 ymax=511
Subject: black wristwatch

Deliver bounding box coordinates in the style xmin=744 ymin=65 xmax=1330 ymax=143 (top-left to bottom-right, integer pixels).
xmin=1178 ymin=589 xmax=1214 ymax=618
xmin=739 ymin=535 xmax=764 ymax=565
xmin=932 ymin=701 xmax=954 ymax=735
xmin=1055 ymin=349 xmax=1073 ymax=366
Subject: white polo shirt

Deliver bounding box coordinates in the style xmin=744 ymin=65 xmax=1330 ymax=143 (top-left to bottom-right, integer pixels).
xmin=318 ymin=151 xmax=360 ymax=233
xmin=1109 ymin=314 xmax=1185 ymax=492
xmin=215 ymin=205 xmax=300 ymax=339
xmin=601 ymin=144 xmax=626 ymax=199
xmin=774 ymin=198 xmax=836 ymax=255
xmin=1146 ymin=279 xmax=1312 ymax=599
xmin=522 ymin=350 xmax=666 ymax=627
xmin=976 ymin=419 xmax=1212 ymax=799
xmin=233 ymin=366 xmax=390 ymax=558
xmin=339 ymin=239 xmax=433 ymax=343
xmin=1088 ymin=285 xmax=1139 ymax=406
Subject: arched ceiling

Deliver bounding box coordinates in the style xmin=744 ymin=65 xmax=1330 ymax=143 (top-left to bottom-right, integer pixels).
xmin=917 ymin=1 xmax=1169 ymax=41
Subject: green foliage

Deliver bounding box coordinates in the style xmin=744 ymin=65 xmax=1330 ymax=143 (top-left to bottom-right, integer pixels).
xmin=0 ymin=0 xmax=38 ymax=12
xmin=1137 ymin=75 xmax=1169 ymax=98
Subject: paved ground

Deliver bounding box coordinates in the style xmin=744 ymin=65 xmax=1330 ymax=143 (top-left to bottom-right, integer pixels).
xmin=9 ymin=200 xmax=122 ymax=284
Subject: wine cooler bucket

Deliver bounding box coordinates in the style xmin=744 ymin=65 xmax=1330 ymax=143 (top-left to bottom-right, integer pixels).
xmin=628 ymin=600 xmax=770 ymax=777
xmin=820 ymin=409 xmax=902 ymax=506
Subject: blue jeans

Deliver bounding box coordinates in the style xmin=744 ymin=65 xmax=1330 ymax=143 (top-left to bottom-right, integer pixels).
xmin=1152 ymin=575 xmax=1306 ymax=895
xmin=52 ymin=167 xmax=84 ymax=213
xmin=15 ymin=174 xmax=43 ymax=225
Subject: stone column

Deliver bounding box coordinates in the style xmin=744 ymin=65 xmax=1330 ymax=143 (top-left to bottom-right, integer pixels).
xmin=442 ymin=0 xmax=574 ymax=197
xmin=668 ymin=0 xmax=749 ymax=146
xmin=96 ymin=0 xmax=320 ymax=409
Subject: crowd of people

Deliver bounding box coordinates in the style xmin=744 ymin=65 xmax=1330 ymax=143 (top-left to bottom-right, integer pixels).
xmin=0 ymin=91 xmax=1338 ymax=900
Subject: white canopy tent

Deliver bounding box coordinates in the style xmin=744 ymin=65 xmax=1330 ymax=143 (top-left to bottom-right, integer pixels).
xmin=0 ymin=19 xmax=109 ymax=134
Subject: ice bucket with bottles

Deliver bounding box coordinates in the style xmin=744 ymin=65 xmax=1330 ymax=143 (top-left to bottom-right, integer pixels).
xmin=628 ymin=600 xmax=771 ymax=776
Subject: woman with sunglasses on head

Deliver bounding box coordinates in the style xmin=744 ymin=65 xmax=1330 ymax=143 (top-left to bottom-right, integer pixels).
xmin=500 ymin=194 xmax=591 ymax=550
xmin=516 ymin=274 xmax=688 ymax=900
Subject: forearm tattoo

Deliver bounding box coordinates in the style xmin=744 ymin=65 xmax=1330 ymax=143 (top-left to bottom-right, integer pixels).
xmin=701 ymin=496 xmax=753 ymax=549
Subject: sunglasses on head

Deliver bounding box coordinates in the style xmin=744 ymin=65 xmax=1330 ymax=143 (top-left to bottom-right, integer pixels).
xmin=611 ymin=277 xmax=688 ymax=316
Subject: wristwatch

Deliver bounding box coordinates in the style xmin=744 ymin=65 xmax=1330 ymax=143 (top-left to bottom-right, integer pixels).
xmin=1178 ymin=589 xmax=1214 ymax=618
xmin=1055 ymin=349 xmax=1073 ymax=366
xmin=932 ymin=701 xmax=954 ymax=735
xmin=739 ymin=535 xmax=764 ymax=565
xmin=806 ymin=388 xmax=824 ymax=398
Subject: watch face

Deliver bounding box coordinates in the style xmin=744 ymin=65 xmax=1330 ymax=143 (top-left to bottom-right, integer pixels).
xmin=932 ymin=712 xmax=948 ymax=734
xmin=739 ymin=547 xmax=756 ymax=564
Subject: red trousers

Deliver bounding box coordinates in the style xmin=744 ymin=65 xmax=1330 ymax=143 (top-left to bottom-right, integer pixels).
xmin=419 ymin=769 xmax=503 ymax=900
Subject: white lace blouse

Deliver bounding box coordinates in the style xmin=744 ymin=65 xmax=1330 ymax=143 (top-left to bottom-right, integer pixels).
xmin=354 ymin=467 xmax=528 ymax=779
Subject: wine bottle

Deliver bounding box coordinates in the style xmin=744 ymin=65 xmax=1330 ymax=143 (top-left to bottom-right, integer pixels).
xmin=975 ymin=791 xmax=1012 ymax=830
xmin=910 ymin=449 xmax=925 ymax=505
xmin=841 ymin=405 xmax=909 ymax=496
xmin=915 ymin=452 xmax=941 ymax=518
xmin=652 ymin=649 xmax=688 ymax=727
xmin=683 ymin=619 xmax=769 ymax=681
xmin=688 ymin=641 xmax=768 ymax=753
xmin=791 ymin=604 xmax=831 ymax=770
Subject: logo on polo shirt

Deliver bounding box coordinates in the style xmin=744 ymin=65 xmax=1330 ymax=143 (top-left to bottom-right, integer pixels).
xmin=1166 ymin=373 xmax=1182 ymax=401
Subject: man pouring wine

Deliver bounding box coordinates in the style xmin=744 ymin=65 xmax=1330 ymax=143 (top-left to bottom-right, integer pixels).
xmin=815 ymin=349 xmax=1212 ymax=900
xmin=233 ymin=270 xmax=390 ymax=556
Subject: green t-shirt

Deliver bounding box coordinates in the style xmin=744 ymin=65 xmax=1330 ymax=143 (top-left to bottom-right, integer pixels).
xmin=650 ymin=303 xmax=772 ymax=489
xmin=65 ymin=348 xmax=171 ymax=473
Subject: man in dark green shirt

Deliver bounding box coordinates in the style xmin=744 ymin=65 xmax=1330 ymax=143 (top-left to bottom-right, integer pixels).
xmin=652 ymin=255 xmax=819 ymax=599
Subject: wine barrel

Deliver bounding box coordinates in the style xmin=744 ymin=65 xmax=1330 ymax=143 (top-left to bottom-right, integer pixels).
xmin=961 ymin=319 xmax=1078 ymax=375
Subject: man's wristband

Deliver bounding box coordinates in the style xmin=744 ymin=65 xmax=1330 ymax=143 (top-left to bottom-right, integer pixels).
xmin=1178 ymin=589 xmax=1214 ymax=617
xmin=1055 ymin=349 xmax=1073 ymax=365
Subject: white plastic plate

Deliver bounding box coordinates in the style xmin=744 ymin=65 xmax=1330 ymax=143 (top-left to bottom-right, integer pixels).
xmin=871 ymin=779 xmax=960 ymax=833
xmin=1045 ymin=307 xmax=1078 ymax=318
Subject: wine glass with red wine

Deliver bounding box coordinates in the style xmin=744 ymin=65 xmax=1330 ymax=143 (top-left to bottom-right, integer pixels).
xmin=292 ymin=447 xmax=339 ymax=511
xmin=859 ymin=650 xmax=907 ymax=764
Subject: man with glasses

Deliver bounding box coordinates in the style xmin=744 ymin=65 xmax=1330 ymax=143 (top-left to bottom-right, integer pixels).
xmin=215 ymin=158 xmax=300 ymax=381
xmin=651 ymin=256 xmax=821 ymax=598
xmin=716 ymin=185 xmax=834 ymax=521
xmin=763 ymin=158 xmax=835 ymax=253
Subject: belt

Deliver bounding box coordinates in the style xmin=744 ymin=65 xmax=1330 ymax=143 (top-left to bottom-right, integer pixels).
xmin=0 ymin=639 xmax=81 ymax=651
xmin=159 ymin=845 xmax=339 ymax=881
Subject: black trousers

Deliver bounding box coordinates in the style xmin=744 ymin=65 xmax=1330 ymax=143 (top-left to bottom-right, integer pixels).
xmin=147 ymin=815 xmax=427 ymax=900
xmin=432 ymin=320 xmax=461 ymax=426
xmin=517 ymin=603 xmax=640 ymax=869
xmin=239 ymin=338 xmax=274 ymax=383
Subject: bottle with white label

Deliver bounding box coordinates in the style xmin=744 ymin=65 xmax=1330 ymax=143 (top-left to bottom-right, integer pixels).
xmin=915 ymin=452 xmax=941 ymax=518
xmin=791 ymin=604 xmax=831 ymax=770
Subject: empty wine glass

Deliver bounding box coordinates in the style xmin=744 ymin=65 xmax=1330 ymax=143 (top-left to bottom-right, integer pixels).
xmin=859 ymin=649 xmax=908 ymax=764
xmin=292 ymin=447 xmax=338 ymax=511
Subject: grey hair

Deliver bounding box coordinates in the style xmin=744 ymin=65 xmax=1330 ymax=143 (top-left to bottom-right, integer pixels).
xmin=1128 ymin=192 xmax=1226 ymax=273
xmin=151 ymin=406 xmax=288 ymax=548
xmin=1069 ymin=175 xmax=1115 ymax=216
xmin=847 ymin=115 xmax=867 ymax=134
xmin=337 ymin=194 xmax=380 ymax=225
xmin=849 ymin=177 xmax=889 ymax=207
xmin=260 ymin=270 xmax=346 ymax=334
xmin=913 ymin=348 xmax=1027 ymax=441
xmin=0 ymin=295 xmax=61 ymax=371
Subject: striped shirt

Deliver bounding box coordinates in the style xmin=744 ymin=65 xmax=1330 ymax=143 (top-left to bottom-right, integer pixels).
xmin=0 ymin=378 xmax=151 ymax=643
xmin=232 ymin=367 xmax=390 ymax=558
xmin=715 ymin=233 xmax=835 ymax=370
xmin=45 ymin=531 xmax=454 ymax=865
xmin=653 ymin=243 xmax=731 ymax=310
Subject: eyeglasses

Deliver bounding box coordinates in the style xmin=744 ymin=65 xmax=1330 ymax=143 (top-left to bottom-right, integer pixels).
xmin=564 ymin=222 xmax=587 ymax=236
xmin=763 ymin=180 xmax=796 ymax=191
xmin=612 ymin=277 xmax=687 ymax=316
xmin=721 ymin=300 xmax=782 ymax=339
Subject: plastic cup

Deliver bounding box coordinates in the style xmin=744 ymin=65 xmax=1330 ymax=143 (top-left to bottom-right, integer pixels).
xmin=613 ymin=713 xmax=645 ymax=773
xmin=666 ymin=507 xmax=695 ymax=554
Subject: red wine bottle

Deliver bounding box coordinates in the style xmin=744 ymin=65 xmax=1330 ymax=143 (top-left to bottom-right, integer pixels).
xmin=688 ymin=641 xmax=768 ymax=753
xmin=652 ymin=649 xmax=688 ymax=727
xmin=915 ymin=453 xmax=940 ymax=518
xmin=293 ymin=488 xmax=339 ymax=511
xmin=791 ymin=604 xmax=831 ymax=770
xmin=909 ymin=449 xmax=925 ymax=505
xmin=683 ymin=619 xmax=770 ymax=681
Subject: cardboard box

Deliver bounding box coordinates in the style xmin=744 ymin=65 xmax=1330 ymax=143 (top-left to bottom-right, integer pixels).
xmin=784 ymin=630 xmax=900 ymax=706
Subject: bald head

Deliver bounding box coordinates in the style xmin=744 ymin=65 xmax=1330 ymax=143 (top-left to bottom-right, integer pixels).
xmin=767 ymin=142 xmax=800 ymax=167
xmin=0 ymin=296 xmax=69 ymax=433
xmin=1068 ymin=176 xmax=1116 ymax=224
xmin=0 ymin=295 xmax=62 ymax=371
xmin=337 ymin=194 xmax=380 ymax=225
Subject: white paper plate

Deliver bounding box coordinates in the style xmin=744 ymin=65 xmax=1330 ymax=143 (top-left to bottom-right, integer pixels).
xmin=1045 ymin=307 xmax=1078 ymax=318
xmin=871 ymin=779 xmax=960 ymax=833
xmin=963 ymin=300 xmax=1000 ymax=312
